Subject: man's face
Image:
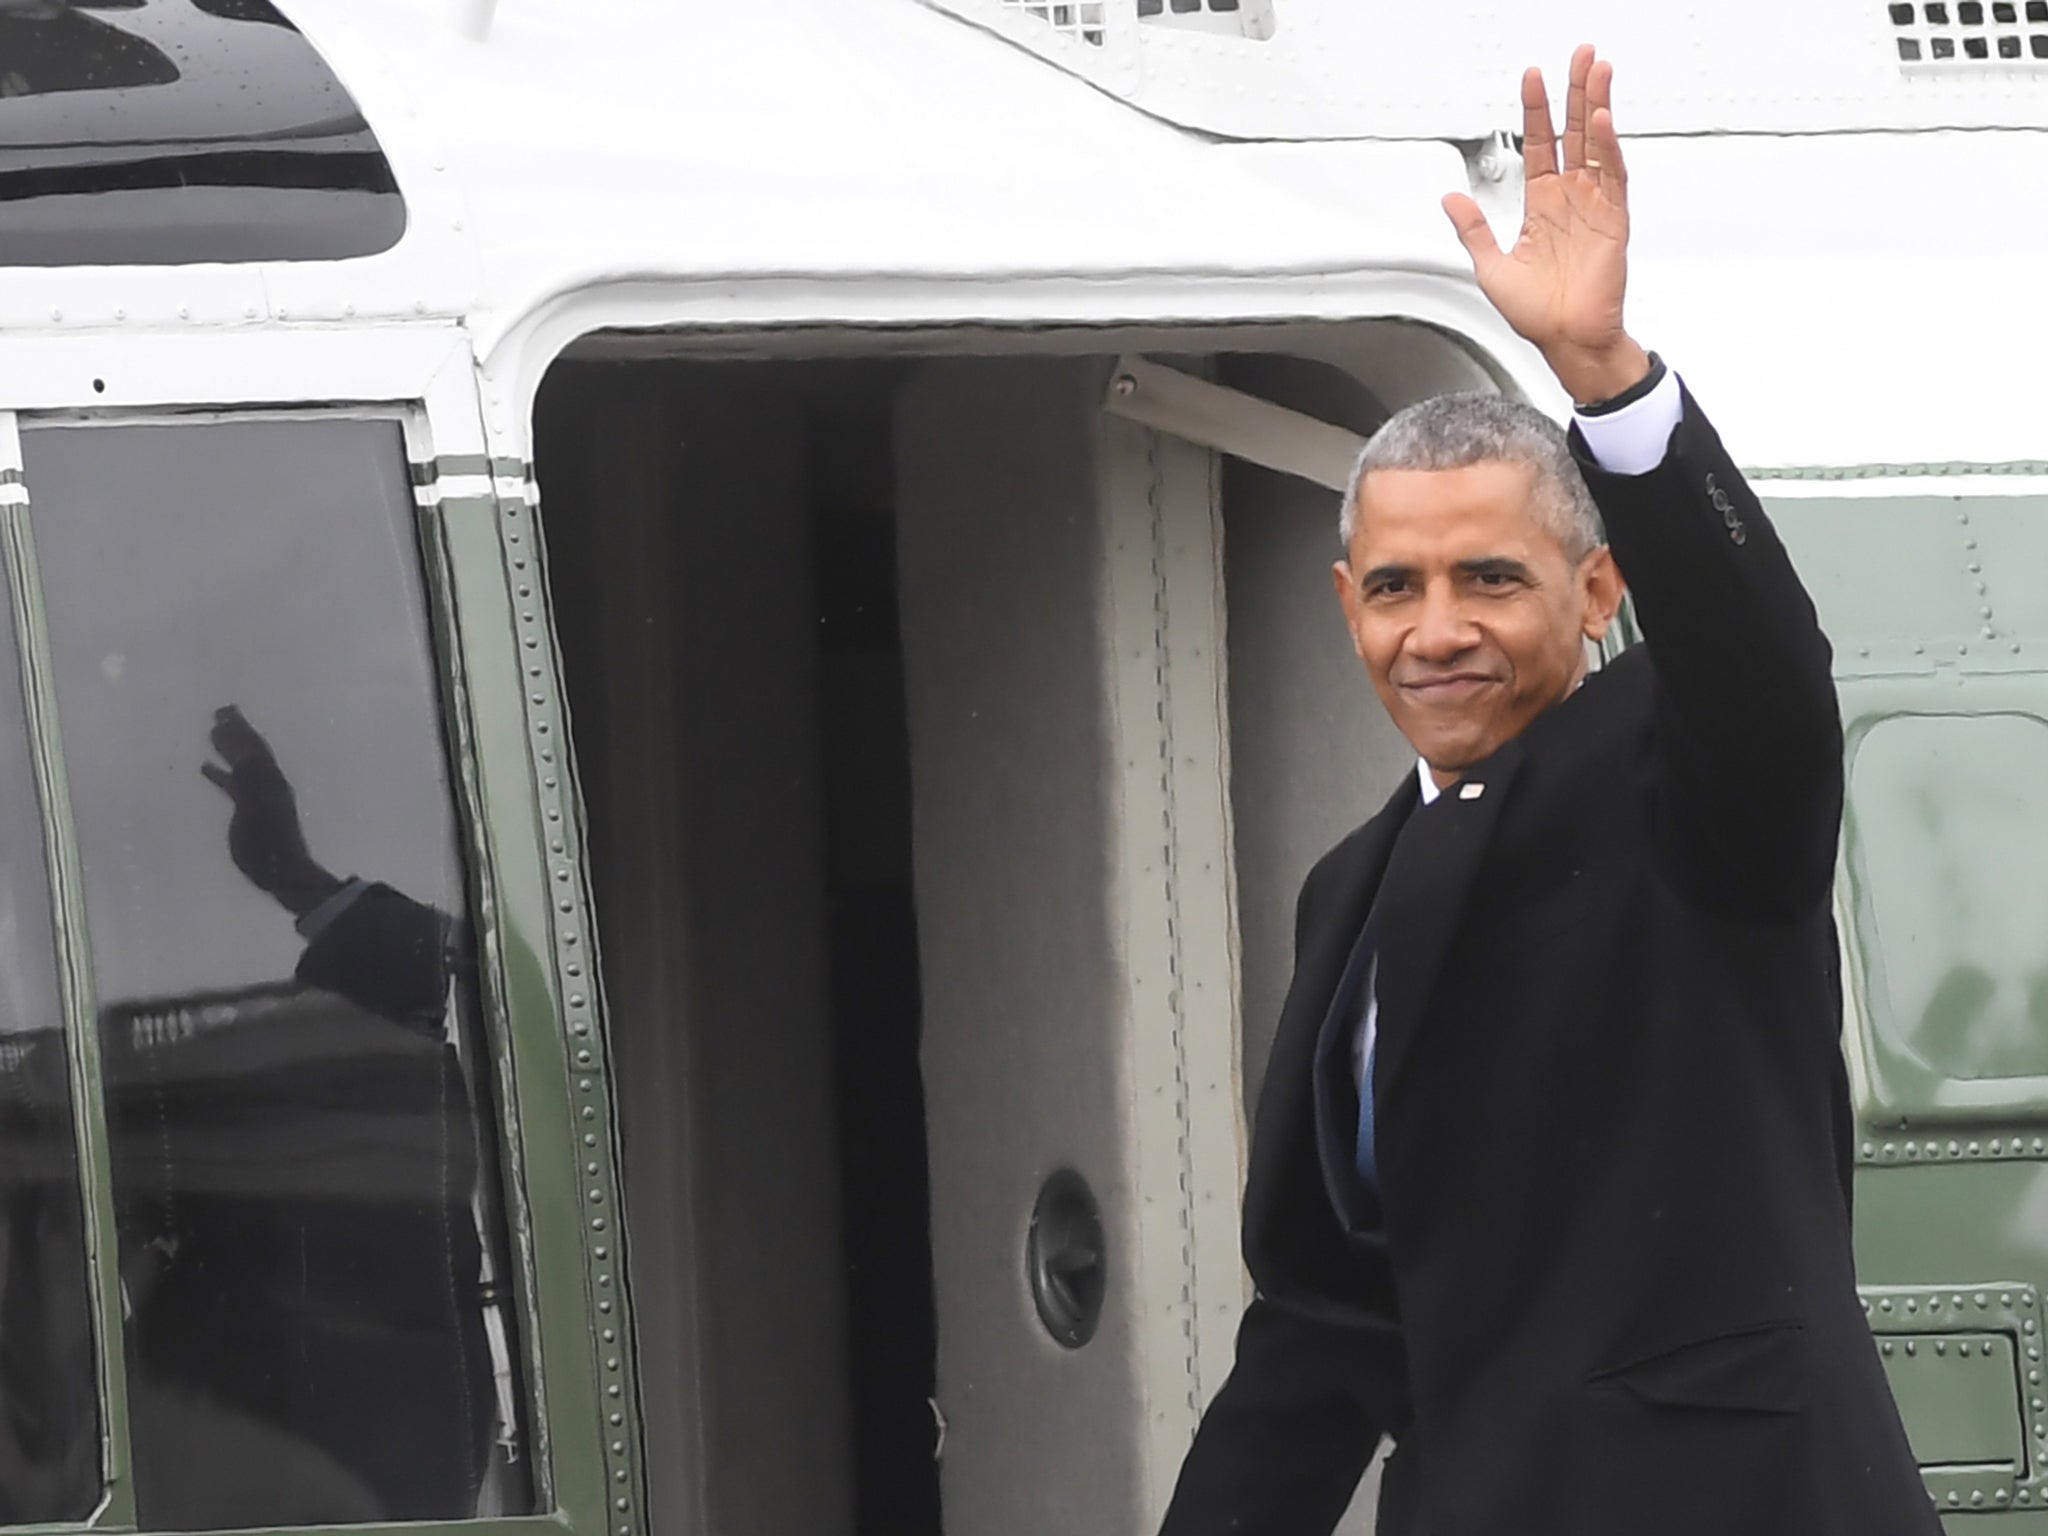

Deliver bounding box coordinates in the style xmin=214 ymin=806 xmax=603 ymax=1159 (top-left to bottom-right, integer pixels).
xmin=1332 ymin=460 xmax=1624 ymax=784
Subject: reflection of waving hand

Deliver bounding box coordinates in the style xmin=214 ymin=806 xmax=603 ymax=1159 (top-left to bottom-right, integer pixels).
xmin=200 ymin=705 xmax=339 ymax=918
xmin=1441 ymin=45 xmax=1652 ymax=406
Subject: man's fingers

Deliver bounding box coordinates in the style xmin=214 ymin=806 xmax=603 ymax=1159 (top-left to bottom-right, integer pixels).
xmin=1520 ymin=67 xmax=1557 ymax=181
xmin=1441 ymin=193 xmax=1502 ymax=269
xmin=1561 ymin=44 xmax=1594 ymax=173
xmin=1588 ymin=104 xmax=1628 ymax=206
xmin=200 ymin=761 xmax=235 ymax=795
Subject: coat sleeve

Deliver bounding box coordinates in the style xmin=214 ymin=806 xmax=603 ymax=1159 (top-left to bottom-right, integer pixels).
xmin=1572 ymin=381 xmax=1844 ymax=914
xmin=295 ymin=882 xmax=453 ymax=1031
xmin=1156 ymin=1299 xmax=1392 ymax=1536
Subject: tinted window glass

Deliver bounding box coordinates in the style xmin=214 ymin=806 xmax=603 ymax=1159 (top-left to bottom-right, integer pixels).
xmin=1847 ymin=712 xmax=2048 ymax=1087
xmin=0 ymin=566 xmax=99 ymax=1525
xmin=0 ymin=0 xmax=404 ymax=266
xmin=21 ymin=418 xmax=532 ymax=1528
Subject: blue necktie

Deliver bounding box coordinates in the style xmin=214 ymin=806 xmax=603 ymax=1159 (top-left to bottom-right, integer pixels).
xmin=1356 ymin=1034 xmax=1380 ymax=1194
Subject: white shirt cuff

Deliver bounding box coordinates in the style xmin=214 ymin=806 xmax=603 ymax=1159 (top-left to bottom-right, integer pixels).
xmin=1573 ymin=366 xmax=1683 ymax=478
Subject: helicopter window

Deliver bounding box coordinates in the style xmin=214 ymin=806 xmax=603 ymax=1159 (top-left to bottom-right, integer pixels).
xmin=0 ymin=554 xmax=101 ymax=1526
xmin=1845 ymin=711 xmax=2048 ymax=1092
xmin=18 ymin=417 xmax=533 ymax=1529
xmin=0 ymin=0 xmax=404 ymax=266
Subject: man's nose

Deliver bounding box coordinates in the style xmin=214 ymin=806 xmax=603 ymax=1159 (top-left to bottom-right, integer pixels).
xmin=1406 ymin=585 xmax=1479 ymax=663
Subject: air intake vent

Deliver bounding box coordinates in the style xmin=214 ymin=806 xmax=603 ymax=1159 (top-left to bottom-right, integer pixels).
xmin=1889 ymin=1 xmax=2048 ymax=65
xmin=1136 ymin=0 xmax=1276 ymax=39
xmin=1000 ymin=0 xmax=1106 ymax=46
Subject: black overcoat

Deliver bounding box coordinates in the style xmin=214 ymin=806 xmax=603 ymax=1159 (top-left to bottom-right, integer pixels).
xmin=1160 ymin=387 xmax=1936 ymax=1536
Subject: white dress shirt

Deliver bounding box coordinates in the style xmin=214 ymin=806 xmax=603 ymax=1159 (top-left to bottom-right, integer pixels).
xmin=1353 ymin=368 xmax=1685 ymax=1093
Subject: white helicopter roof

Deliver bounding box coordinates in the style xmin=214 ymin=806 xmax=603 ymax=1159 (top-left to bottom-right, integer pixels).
xmin=1 ymin=0 xmax=2043 ymax=471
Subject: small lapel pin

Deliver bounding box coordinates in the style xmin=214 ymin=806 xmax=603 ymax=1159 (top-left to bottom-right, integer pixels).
xmin=1459 ymin=781 xmax=1486 ymax=801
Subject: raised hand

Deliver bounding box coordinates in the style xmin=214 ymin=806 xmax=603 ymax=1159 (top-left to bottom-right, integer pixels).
xmin=1442 ymin=45 xmax=1651 ymax=406
xmin=201 ymin=704 xmax=341 ymax=918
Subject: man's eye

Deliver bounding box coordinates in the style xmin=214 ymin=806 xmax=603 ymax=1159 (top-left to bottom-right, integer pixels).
xmin=1367 ymin=580 xmax=1409 ymax=600
xmin=1475 ymin=571 xmax=1517 ymax=589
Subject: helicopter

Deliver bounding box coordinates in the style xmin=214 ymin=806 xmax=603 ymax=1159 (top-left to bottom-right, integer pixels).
xmin=2 ymin=1 xmax=2046 ymax=1532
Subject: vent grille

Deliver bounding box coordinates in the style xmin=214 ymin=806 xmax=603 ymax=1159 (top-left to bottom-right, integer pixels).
xmin=1000 ymin=0 xmax=1107 ymax=45
xmin=1889 ymin=1 xmax=2048 ymax=65
xmin=1136 ymin=0 xmax=1276 ymax=38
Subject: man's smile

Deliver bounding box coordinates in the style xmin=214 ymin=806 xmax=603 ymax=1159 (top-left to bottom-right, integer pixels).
xmin=1398 ymin=672 xmax=1502 ymax=704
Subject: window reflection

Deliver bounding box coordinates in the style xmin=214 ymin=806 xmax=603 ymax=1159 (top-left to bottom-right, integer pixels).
xmin=0 ymin=566 xmax=99 ymax=1525
xmin=0 ymin=4 xmax=179 ymax=101
xmin=22 ymin=418 xmax=534 ymax=1529
xmin=1849 ymin=712 xmax=2048 ymax=1084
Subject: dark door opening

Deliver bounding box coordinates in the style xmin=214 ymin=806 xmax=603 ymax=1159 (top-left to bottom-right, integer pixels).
xmin=534 ymin=357 xmax=941 ymax=1536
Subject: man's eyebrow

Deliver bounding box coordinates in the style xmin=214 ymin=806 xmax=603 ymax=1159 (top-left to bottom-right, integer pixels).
xmin=1358 ymin=563 xmax=1419 ymax=587
xmin=1458 ymin=557 xmax=1536 ymax=580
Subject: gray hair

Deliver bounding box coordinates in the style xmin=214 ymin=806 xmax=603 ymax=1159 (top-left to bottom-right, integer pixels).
xmin=1340 ymin=394 xmax=1604 ymax=563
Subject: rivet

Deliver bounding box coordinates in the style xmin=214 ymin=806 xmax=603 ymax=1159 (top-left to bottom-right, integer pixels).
xmin=2006 ymin=1293 xmax=2018 ymax=1307
xmin=603 ymin=1328 xmax=616 ymax=1343
xmin=1862 ymin=1141 xmax=1877 ymax=1159
xmin=1905 ymin=1340 xmax=1918 ymax=1356
xmin=1969 ymin=1142 xmax=1982 ymax=1156
xmin=606 ymin=1356 xmax=620 ymax=1372
xmin=615 ymin=1469 xmax=628 ymax=1484
xmin=611 ymin=1440 xmax=625 ymax=1455
xmin=591 ymin=1215 xmax=606 ymax=1230
xmin=600 ymin=1298 xmax=613 ymax=1313
xmin=1936 ymin=1340 xmax=1948 ymax=1355
xmin=584 ymin=1133 xmax=598 ymax=1147
xmin=1882 ymin=1298 xmax=1896 ymax=1312
xmin=1907 ymin=1299 xmax=1920 ymax=1313
xmin=1980 ymin=1293 xmax=1992 ymax=1308
xmin=1993 ymin=1140 xmax=2005 ymax=1155
xmin=582 ymin=1106 xmax=597 ymax=1121
xmin=594 ymin=1244 xmax=608 ymax=1260
xmin=1905 ymin=1143 xmax=1919 ymax=1159
xmin=1882 ymin=1340 xmax=1895 ymax=1356
xmin=585 ymin=1160 xmax=599 ymax=1175
xmin=615 ymin=1498 xmax=630 ymax=1513
xmin=609 ymin=1412 xmax=625 ymax=1427
xmin=1973 ymin=1491 xmax=1986 ymax=1507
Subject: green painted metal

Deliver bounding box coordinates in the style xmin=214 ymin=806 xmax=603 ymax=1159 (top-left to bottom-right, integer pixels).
xmin=432 ymin=476 xmax=647 ymax=1536
xmin=1876 ymin=1333 xmax=2024 ymax=1471
xmin=1771 ymin=491 xmax=2048 ymax=1527
xmin=0 ymin=436 xmax=136 ymax=1532
xmin=1749 ymin=463 xmax=2048 ymax=482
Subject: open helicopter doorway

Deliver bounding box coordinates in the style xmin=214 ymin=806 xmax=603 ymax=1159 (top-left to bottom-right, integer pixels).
xmin=530 ymin=332 xmax=1469 ymax=1536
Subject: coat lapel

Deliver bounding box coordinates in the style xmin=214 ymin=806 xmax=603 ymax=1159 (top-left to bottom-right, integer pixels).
xmin=1243 ymin=774 xmax=1418 ymax=1242
xmin=1371 ymin=737 xmax=1525 ymax=1104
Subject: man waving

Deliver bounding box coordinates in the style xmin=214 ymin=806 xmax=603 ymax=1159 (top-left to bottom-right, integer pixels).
xmin=1159 ymin=47 xmax=1935 ymax=1536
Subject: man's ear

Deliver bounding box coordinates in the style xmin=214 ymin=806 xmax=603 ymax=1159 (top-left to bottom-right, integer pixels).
xmin=1578 ymin=546 xmax=1626 ymax=644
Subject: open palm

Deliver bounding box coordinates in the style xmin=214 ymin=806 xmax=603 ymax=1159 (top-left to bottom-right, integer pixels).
xmin=1444 ymin=48 xmax=1645 ymax=403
